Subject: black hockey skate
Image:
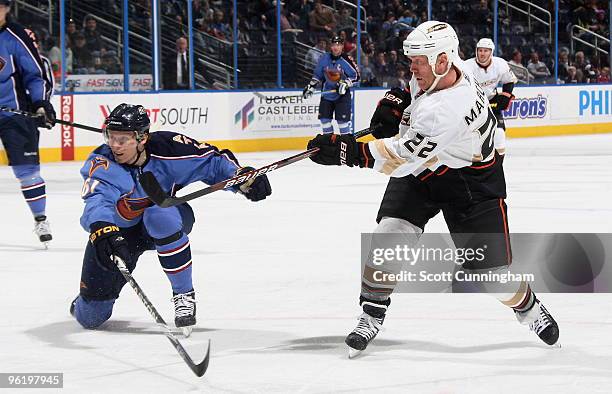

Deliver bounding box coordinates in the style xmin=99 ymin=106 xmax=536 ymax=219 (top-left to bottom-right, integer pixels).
xmin=34 ymin=215 xmax=52 ymax=247
xmin=515 ymin=298 xmax=560 ymax=347
xmin=172 ymin=290 xmax=196 ymax=337
xmin=345 ymin=300 xmax=387 ymax=358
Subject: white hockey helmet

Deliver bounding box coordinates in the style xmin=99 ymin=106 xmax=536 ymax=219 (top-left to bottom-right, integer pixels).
xmin=476 ymin=38 xmax=495 ymax=52
xmin=402 ymin=21 xmax=459 ymax=92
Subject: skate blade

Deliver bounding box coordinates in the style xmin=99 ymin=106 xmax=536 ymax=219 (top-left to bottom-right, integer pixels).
xmin=550 ymin=342 xmax=561 ymax=349
xmin=41 ymin=241 xmax=50 ymax=250
xmin=181 ymin=326 xmax=193 ymax=338
xmin=348 ymin=347 xmax=363 ymax=359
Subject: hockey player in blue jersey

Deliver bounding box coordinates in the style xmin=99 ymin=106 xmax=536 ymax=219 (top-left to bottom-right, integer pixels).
xmin=302 ymin=34 xmax=360 ymax=134
xmin=70 ymin=103 xmax=272 ymax=336
xmin=0 ymin=0 xmax=55 ymax=245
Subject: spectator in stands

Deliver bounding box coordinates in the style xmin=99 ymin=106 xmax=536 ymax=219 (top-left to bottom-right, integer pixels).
xmin=340 ymin=30 xmax=356 ymax=56
xmin=385 ymin=0 xmax=403 ymax=17
xmin=359 ymin=55 xmax=378 ymax=87
xmin=395 ymin=9 xmax=417 ymax=33
xmin=558 ymin=50 xmax=570 ymax=81
xmin=305 ymin=37 xmax=327 ymax=70
xmin=83 ymin=15 xmax=105 ymax=53
xmin=583 ymin=58 xmax=599 ymax=83
xmin=573 ymin=50 xmax=590 ymax=81
xmin=66 ymin=18 xmax=78 ymax=47
xmin=309 ymin=0 xmax=336 ymax=37
xmin=288 ymin=0 xmax=314 ymax=31
xmin=385 ymin=27 xmax=409 ymax=54
xmin=573 ymin=0 xmax=599 ymax=30
xmin=279 ymin=2 xmax=297 ymax=33
xmin=372 ymin=51 xmax=387 ymax=83
xmin=101 ymin=51 xmax=121 ymax=74
xmin=163 ymin=37 xmax=190 ymax=90
xmin=210 ymin=9 xmax=230 ymax=40
xmin=473 ymin=0 xmax=493 ymax=25
xmin=565 ymin=66 xmax=580 ymax=83
xmin=336 ymin=7 xmax=353 ymax=32
xmin=380 ymin=11 xmax=396 ymax=38
xmin=527 ymin=51 xmax=551 ymax=82
xmin=385 ymin=50 xmax=400 ymax=77
xmin=508 ymin=49 xmax=524 ymax=67
xmin=46 ymin=37 xmax=73 ymax=79
xmin=597 ymin=66 xmax=611 ymax=83
xmin=418 ymin=10 xmax=428 ymax=24
xmin=386 ymin=68 xmax=408 ymax=89
xmin=71 ymin=32 xmax=93 ymax=73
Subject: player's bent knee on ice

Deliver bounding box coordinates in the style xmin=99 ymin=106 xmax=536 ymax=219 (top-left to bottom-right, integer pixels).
xmin=73 ymin=296 xmax=115 ymax=329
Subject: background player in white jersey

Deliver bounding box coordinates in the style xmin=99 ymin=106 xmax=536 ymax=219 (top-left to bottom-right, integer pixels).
xmin=307 ymin=21 xmax=559 ymax=357
xmin=464 ymin=38 xmax=517 ymax=157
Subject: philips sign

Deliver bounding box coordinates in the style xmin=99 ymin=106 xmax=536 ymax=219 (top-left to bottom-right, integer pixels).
xmin=578 ymin=89 xmax=612 ymax=116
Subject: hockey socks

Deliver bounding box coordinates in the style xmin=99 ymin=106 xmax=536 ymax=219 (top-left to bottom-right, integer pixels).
xmin=12 ymin=164 xmax=46 ymax=217
xmin=155 ymin=232 xmax=193 ymax=294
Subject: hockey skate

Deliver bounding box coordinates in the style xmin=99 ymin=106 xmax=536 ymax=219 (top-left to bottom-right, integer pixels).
xmin=33 ymin=215 xmax=52 ymax=247
xmin=515 ymin=298 xmax=560 ymax=347
xmin=345 ymin=312 xmax=384 ymax=358
xmin=172 ymin=290 xmax=196 ymax=337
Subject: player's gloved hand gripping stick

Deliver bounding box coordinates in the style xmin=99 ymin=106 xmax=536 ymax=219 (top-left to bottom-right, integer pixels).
xmin=140 ymin=125 xmax=378 ymax=208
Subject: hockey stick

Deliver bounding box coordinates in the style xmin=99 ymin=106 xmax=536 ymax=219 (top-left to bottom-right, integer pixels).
xmin=114 ymin=256 xmax=210 ymax=377
xmin=0 ymin=105 xmax=103 ymax=133
xmin=140 ymin=125 xmax=376 ymax=208
xmin=253 ymin=90 xmax=337 ymax=101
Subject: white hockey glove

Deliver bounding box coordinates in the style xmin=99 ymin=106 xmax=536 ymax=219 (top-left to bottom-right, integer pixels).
xmin=337 ymin=79 xmax=353 ymax=95
xmin=302 ymin=80 xmax=317 ymax=99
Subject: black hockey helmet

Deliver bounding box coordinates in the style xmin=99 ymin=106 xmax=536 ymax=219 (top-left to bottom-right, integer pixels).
xmin=0 ymin=0 xmax=13 ymax=6
xmin=331 ymin=35 xmax=344 ymax=45
xmin=104 ymin=103 xmax=150 ymax=142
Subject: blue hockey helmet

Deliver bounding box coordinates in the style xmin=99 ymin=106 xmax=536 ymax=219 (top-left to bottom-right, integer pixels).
xmin=104 ymin=103 xmax=150 ymax=142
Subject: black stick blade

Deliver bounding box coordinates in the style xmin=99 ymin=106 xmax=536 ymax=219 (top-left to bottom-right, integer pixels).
xmin=192 ymin=340 xmax=211 ymax=377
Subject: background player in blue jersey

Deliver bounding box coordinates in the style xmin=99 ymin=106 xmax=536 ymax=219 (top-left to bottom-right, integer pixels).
xmin=302 ymin=35 xmax=360 ymax=135
xmin=70 ymin=104 xmax=272 ymax=336
xmin=0 ymin=0 xmax=55 ymax=246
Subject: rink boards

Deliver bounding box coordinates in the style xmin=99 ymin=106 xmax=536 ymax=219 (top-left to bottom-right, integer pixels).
xmin=1 ymin=83 xmax=612 ymax=164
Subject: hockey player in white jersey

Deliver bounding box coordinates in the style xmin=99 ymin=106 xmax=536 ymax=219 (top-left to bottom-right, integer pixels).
xmin=464 ymin=38 xmax=517 ymax=156
xmin=307 ymin=21 xmax=559 ymax=357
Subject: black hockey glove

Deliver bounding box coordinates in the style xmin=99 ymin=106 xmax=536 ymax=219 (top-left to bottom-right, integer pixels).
xmin=307 ymin=134 xmax=374 ymax=168
xmin=489 ymin=92 xmax=514 ymax=111
xmin=369 ymin=88 xmax=411 ymax=139
xmin=235 ymin=166 xmax=272 ymax=202
xmin=89 ymin=221 xmax=131 ymax=272
xmin=31 ymin=100 xmax=56 ymax=129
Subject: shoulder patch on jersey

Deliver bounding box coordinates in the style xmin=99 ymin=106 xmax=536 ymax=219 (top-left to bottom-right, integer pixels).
xmin=0 ymin=56 xmax=5 ymax=72
xmin=88 ymin=156 xmax=110 ymax=177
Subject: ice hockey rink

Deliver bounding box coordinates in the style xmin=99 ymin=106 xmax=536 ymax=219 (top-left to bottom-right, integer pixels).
xmin=1 ymin=133 xmax=611 ymax=393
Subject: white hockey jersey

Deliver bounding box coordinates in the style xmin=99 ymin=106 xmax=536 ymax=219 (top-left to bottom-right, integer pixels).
xmin=367 ymin=67 xmax=497 ymax=178
xmin=463 ymin=57 xmax=517 ymax=99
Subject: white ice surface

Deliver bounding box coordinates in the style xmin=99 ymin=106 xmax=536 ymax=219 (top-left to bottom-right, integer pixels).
xmin=1 ymin=134 xmax=612 ymax=393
